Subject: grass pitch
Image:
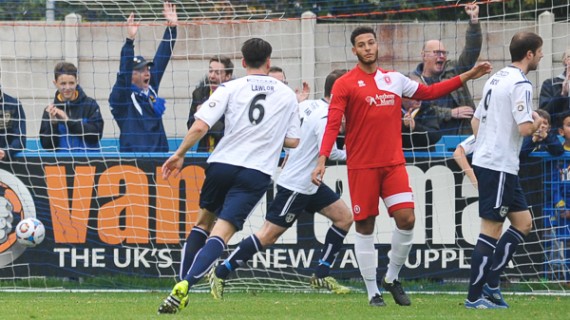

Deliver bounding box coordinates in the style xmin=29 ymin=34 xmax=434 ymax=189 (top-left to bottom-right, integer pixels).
xmin=1 ymin=291 xmax=569 ymax=320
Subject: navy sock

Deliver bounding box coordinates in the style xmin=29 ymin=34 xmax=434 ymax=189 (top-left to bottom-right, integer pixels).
xmin=216 ymin=235 xmax=263 ymax=280
xmin=467 ymin=234 xmax=497 ymax=302
xmin=179 ymin=226 xmax=209 ymax=280
xmin=314 ymin=225 xmax=347 ymax=278
xmin=184 ymin=236 xmax=226 ymax=287
xmin=486 ymin=226 xmax=525 ymax=288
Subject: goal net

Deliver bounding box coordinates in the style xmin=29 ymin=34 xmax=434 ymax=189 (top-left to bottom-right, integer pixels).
xmin=0 ymin=0 xmax=569 ymax=294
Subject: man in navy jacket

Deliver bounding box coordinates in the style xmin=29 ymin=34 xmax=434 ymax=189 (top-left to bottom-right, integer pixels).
xmin=109 ymin=1 xmax=177 ymax=152
xmin=40 ymin=62 xmax=103 ymax=151
xmin=0 ymin=86 xmax=26 ymax=161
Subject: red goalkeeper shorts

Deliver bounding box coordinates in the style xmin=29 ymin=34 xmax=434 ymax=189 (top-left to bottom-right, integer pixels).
xmin=347 ymin=164 xmax=414 ymax=221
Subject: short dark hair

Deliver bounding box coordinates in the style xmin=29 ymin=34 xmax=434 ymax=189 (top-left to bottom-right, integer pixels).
xmin=509 ymin=32 xmax=543 ymax=62
xmin=324 ymin=69 xmax=347 ymax=98
xmin=269 ymin=66 xmax=284 ymax=74
xmin=54 ymin=62 xmax=77 ymax=80
xmin=241 ymin=38 xmax=272 ymax=69
xmin=536 ymin=109 xmax=551 ymax=124
xmin=559 ymin=111 xmax=570 ymax=129
xmin=350 ymin=26 xmax=376 ymax=46
xmin=210 ymin=55 xmax=234 ymax=76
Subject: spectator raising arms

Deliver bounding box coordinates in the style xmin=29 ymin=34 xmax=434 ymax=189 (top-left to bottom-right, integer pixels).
xmin=409 ymin=3 xmax=482 ymax=135
xmin=109 ymin=1 xmax=177 ymax=152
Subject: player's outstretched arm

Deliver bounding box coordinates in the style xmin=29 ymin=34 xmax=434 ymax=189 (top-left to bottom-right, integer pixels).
xmin=459 ymin=61 xmax=492 ymax=83
xmin=453 ymin=145 xmax=477 ymax=189
xmin=311 ymin=155 xmax=327 ymax=186
xmin=162 ymin=154 xmax=184 ymax=179
xmin=162 ymin=119 xmax=209 ymax=179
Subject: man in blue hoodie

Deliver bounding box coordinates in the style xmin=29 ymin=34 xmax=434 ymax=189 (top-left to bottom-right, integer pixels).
xmin=40 ymin=62 xmax=103 ymax=151
xmin=109 ymin=1 xmax=177 ymax=152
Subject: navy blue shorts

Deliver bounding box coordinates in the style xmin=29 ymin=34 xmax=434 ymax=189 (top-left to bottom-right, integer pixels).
xmin=474 ymin=165 xmax=528 ymax=222
xmin=200 ymin=163 xmax=271 ymax=231
xmin=265 ymin=184 xmax=340 ymax=228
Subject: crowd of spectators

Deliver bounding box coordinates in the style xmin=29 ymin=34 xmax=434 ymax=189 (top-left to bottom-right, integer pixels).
xmin=1 ymin=2 xmax=570 ymax=161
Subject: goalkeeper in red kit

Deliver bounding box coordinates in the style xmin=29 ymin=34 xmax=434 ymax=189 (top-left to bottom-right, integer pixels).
xmin=311 ymin=26 xmax=492 ymax=307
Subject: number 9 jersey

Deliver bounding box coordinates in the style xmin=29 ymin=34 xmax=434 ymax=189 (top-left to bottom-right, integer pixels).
xmin=195 ymin=75 xmax=300 ymax=176
xmin=472 ymin=66 xmax=534 ymax=175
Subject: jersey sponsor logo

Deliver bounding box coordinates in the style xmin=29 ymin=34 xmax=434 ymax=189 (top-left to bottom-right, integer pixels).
xmin=357 ymin=80 xmax=365 ymax=87
xmin=365 ymin=93 xmax=396 ymax=107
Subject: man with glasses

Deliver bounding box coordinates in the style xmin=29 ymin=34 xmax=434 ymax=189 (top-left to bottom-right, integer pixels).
xmin=409 ymin=3 xmax=481 ymax=136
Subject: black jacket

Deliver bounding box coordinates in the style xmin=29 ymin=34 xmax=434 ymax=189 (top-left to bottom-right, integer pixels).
xmin=409 ymin=22 xmax=482 ymax=135
xmin=186 ymin=81 xmax=225 ymax=152
xmin=39 ymin=86 xmax=104 ymax=151
xmin=539 ymin=72 xmax=569 ymax=128
xmin=0 ymin=91 xmax=26 ymax=160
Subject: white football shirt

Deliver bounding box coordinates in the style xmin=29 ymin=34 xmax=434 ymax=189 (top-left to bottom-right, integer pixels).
xmin=278 ymin=99 xmax=346 ymax=194
xmin=472 ymin=66 xmax=534 ymax=174
xmin=195 ymin=75 xmax=300 ymax=176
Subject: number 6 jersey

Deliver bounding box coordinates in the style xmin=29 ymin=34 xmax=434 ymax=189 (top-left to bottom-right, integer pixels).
xmin=195 ymin=75 xmax=300 ymax=176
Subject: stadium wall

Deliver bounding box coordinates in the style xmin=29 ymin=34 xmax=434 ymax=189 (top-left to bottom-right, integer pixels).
xmin=0 ymin=12 xmax=566 ymax=140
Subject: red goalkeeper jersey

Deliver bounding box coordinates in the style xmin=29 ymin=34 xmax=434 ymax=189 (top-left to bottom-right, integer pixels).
xmin=320 ymin=65 xmax=462 ymax=169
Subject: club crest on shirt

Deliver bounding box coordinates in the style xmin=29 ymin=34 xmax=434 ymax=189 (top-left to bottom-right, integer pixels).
xmin=209 ymin=101 xmax=216 ymax=108
xmin=285 ymin=212 xmax=296 ymax=224
xmin=515 ymin=101 xmax=524 ymax=112
xmin=365 ymin=93 xmax=395 ymax=107
xmin=357 ymin=80 xmax=365 ymax=87
xmin=499 ymin=206 xmax=509 ymax=217
xmin=384 ymin=76 xmax=391 ymax=84
xmin=353 ymin=205 xmax=361 ymax=215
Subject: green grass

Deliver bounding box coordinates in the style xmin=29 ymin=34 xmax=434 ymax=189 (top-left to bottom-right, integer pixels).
xmin=0 ymin=292 xmax=569 ymax=320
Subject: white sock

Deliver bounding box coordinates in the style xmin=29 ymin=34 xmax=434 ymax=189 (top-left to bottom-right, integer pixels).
xmin=355 ymin=232 xmax=379 ymax=300
xmin=385 ymin=227 xmax=414 ymax=283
